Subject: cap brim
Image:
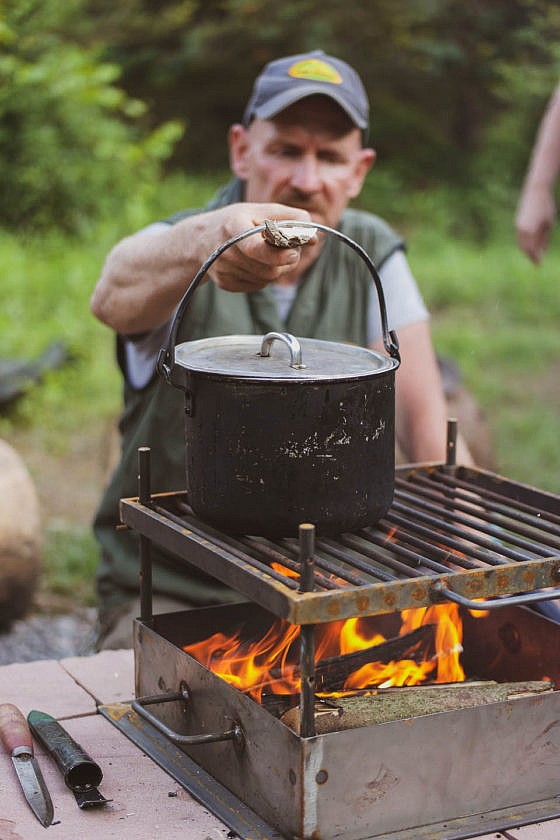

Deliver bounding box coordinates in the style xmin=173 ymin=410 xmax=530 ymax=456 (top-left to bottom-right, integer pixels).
xmin=250 ymin=84 xmax=368 ymax=130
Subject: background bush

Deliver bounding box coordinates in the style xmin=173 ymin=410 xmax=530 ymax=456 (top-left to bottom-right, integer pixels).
xmin=0 ymin=0 xmax=182 ymax=233
xmin=2 ymin=0 xmax=560 ymax=233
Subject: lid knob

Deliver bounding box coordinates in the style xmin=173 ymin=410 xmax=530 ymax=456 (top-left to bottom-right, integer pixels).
xmin=258 ymin=332 xmax=307 ymax=370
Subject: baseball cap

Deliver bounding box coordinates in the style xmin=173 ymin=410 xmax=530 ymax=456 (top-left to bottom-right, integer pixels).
xmin=242 ymin=50 xmax=369 ymax=135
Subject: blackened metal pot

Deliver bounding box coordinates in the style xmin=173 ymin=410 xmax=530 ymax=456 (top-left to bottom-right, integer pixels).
xmin=158 ymin=221 xmax=401 ymax=537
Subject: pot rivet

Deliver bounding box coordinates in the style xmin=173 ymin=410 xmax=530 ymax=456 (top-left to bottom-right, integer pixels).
xmin=316 ymin=769 xmax=328 ymax=785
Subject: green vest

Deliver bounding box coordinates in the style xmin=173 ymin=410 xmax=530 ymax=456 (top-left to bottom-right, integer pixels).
xmin=94 ymin=181 xmax=404 ymax=613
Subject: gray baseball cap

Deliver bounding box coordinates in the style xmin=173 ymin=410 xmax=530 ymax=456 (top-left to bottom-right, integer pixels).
xmin=243 ymin=50 xmax=369 ymax=134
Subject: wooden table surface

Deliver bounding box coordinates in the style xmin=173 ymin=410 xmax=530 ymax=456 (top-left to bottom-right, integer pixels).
xmin=0 ymin=650 xmax=558 ymax=840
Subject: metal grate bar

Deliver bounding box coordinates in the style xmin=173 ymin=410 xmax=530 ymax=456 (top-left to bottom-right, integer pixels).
xmin=357 ymin=526 xmax=454 ymax=574
xmin=396 ymin=475 xmax=560 ymax=550
xmin=118 ymin=465 xmax=560 ymax=622
xmin=241 ymin=538 xmax=360 ymax=590
xmin=335 ymin=533 xmax=428 ymax=579
xmin=387 ymin=505 xmax=508 ymax=562
xmin=161 ymin=503 xmax=302 ymax=590
xmin=174 ymin=501 xmax=369 ymax=592
xmin=312 ymin=537 xmax=399 ymax=583
xmin=374 ymin=520 xmax=488 ymax=571
xmin=278 ymin=540 xmax=376 ymax=587
xmin=389 ymin=499 xmax=542 ymax=563
xmin=420 ymin=471 xmax=560 ymax=528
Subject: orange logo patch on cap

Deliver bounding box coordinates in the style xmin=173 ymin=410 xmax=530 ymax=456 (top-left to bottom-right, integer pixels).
xmin=288 ymin=58 xmax=342 ymax=85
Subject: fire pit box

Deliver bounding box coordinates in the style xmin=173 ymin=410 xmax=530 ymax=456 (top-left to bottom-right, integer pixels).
xmin=134 ymin=602 xmax=560 ymax=840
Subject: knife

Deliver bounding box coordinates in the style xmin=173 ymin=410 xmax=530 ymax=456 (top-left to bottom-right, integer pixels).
xmin=28 ymin=710 xmax=112 ymax=808
xmin=0 ymin=703 xmax=54 ymax=827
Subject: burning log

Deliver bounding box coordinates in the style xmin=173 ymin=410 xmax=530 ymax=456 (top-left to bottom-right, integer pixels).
xmin=280 ymin=679 xmax=554 ymax=734
xmin=246 ymin=624 xmax=438 ymax=698
xmin=314 ymin=624 xmax=436 ymax=692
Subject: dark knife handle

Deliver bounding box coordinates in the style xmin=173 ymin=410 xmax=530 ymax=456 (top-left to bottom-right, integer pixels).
xmin=27 ymin=710 xmax=103 ymax=791
xmin=0 ymin=703 xmax=33 ymax=756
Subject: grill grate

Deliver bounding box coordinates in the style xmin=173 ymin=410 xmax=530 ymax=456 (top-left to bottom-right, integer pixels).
xmin=119 ymin=465 xmax=560 ymax=624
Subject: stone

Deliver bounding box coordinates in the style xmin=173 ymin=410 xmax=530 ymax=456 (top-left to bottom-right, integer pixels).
xmin=0 ymin=438 xmax=42 ymax=628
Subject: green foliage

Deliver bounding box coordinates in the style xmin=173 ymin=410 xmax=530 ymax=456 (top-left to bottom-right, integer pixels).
xmin=0 ymin=0 xmax=184 ymax=233
xmin=405 ymin=207 xmax=560 ymax=493
xmin=3 ymin=0 xmax=560 ymax=233
xmin=42 ymin=523 xmax=99 ymax=605
xmin=0 ymin=172 xmax=222 ymax=442
xmin=77 ymin=0 xmax=560 ymax=186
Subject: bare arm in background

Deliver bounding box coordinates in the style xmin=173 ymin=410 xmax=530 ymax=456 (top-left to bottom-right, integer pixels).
xmin=515 ymin=84 xmax=560 ymax=264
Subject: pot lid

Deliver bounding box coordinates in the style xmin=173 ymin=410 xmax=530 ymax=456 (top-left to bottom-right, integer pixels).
xmin=174 ymin=333 xmax=398 ymax=382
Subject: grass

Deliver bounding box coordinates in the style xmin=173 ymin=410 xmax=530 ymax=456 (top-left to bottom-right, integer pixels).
xmin=1 ymin=170 xmax=559 ymax=606
xmin=41 ymin=524 xmax=100 ymax=606
xmin=408 ymin=224 xmax=560 ymax=493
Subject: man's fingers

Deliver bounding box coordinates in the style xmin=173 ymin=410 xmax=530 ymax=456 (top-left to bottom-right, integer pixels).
xmin=516 ymin=224 xmax=549 ymax=264
xmin=212 ymin=244 xmax=302 ymax=292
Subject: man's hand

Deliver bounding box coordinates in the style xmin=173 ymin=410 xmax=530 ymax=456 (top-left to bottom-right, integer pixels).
xmin=515 ymin=186 xmax=556 ymax=265
xmin=201 ymin=203 xmax=318 ymax=293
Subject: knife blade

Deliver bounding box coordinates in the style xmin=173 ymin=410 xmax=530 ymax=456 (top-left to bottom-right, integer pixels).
xmin=28 ymin=710 xmax=112 ymax=809
xmin=0 ymin=703 xmax=54 ymax=827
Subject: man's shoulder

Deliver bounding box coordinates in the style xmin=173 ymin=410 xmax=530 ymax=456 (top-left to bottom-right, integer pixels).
xmin=339 ymin=208 xmax=405 ymax=263
xmin=341 ymin=207 xmax=400 ymax=239
xmin=160 ymin=179 xmax=243 ymax=225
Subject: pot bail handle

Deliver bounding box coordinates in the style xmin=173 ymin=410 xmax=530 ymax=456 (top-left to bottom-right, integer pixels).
xmin=158 ymin=220 xmax=400 ymax=384
xmin=259 ymin=332 xmax=306 ymax=369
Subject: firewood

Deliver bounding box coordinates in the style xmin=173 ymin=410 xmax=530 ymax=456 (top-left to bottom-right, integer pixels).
xmin=280 ymin=680 xmax=553 ymax=734
xmin=314 ymin=624 xmax=436 ymax=692
xmin=246 ymin=625 xmax=437 ymax=697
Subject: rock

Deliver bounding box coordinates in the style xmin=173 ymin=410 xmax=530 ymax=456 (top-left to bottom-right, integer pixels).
xmin=0 ymin=438 xmax=42 ymax=628
xmin=0 ymin=610 xmax=97 ymax=665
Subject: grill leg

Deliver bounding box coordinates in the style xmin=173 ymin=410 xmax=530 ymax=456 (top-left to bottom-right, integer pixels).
xmin=298 ymin=523 xmax=316 ymax=738
xmin=138 ymin=447 xmax=154 ymax=628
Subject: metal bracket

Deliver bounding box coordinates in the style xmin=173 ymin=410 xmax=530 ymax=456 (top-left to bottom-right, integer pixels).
xmin=432 ymin=580 xmax=560 ymax=610
xmin=131 ymin=685 xmax=245 ymax=748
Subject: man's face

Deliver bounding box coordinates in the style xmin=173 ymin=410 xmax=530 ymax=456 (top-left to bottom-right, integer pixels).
xmin=229 ymin=96 xmax=375 ymax=230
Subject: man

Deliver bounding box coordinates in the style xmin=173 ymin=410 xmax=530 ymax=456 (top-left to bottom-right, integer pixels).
xmin=516 ymin=82 xmax=560 ymax=264
xmin=91 ymin=50 xmax=473 ymax=649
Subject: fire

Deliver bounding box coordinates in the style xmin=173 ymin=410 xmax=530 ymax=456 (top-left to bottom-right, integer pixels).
xmin=182 ymin=602 xmax=466 ymax=702
xmin=270 ymin=561 xmax=299 ymax=579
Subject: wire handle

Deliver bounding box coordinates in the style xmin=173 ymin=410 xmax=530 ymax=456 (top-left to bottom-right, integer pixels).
xmin=157 ymin=220 xmax=400 ymax=384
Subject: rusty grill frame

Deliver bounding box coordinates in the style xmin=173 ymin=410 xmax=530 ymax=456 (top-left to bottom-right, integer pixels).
xmin=119 ymin=460 xmax=560 ymax=625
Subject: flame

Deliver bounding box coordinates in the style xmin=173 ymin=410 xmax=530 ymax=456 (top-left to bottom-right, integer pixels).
xmin=182 ymin=602 xmax=466 ymax=702
xmin=270 ymin=561 xmax=299 ymax=579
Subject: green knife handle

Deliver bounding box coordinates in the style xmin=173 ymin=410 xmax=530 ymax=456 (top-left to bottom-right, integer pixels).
xmin=0 ymin=704 xmax=33 ymax=756
xmin=27 ymin=710 xmax=103 ymax=791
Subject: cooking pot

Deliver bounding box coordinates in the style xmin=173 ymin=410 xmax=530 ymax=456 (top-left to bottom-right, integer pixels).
xmin=158 ymin=221 xmax=400 ymax=537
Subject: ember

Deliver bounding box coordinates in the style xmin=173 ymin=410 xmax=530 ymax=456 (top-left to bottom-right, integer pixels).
xmin=182 ymin=602 xmax=468 ymax=701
